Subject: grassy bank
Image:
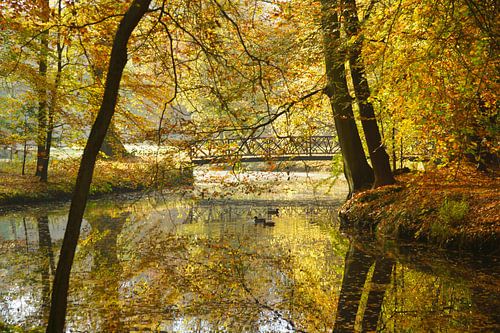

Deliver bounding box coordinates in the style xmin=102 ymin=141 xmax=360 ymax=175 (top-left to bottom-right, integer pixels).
xmin=339 ymin=164 xmax=499 ymax=253
xmin=0 ymin=158 xmax=193 ymax=208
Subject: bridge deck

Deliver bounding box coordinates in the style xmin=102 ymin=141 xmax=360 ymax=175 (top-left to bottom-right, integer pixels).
xmin=190 ymin=136 xmax=339 ymax=165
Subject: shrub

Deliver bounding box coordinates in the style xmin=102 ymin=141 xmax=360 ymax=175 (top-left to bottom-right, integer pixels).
xmin=438 ymin=197 xmax=469 ymax=226
xmin=429 ymin=220 xmax=452 ymax=241
xmin=428 ymin=197 xmax=468 ymax=243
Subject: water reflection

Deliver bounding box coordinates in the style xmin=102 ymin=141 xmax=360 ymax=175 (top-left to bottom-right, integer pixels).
xmin=36 ymin=214 xmax=55 ymax=321
xmin=88 ymin=212 xmax=127 ymax=332
xmin=333 ymin=242 xmax=394 ymax=332
xmin=114 ymin=198 xmax=342 ymax=332
xmin=0 ymin=193 xmax=498 ymax=332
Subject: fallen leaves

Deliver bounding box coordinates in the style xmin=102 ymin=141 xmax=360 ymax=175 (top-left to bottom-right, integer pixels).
xmin=340 ymin=163 xmax=499 ymax=252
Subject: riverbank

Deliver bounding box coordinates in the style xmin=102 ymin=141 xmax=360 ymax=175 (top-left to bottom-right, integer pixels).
xmin=0 ymin=159 xmax=193 ymax=210
xmin=339 ymin=164 xmax=499 ymax=254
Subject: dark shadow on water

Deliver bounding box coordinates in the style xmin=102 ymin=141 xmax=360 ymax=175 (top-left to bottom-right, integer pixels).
xmin=362 ymin=256 xmax=393 ymax=332
xmin=333 ymin=240 xmax=394 ymax=333
xmin=36 ymin=214 xmax=55 ymax=321
xmin=334 ymin=227 xmax=500 ymax=332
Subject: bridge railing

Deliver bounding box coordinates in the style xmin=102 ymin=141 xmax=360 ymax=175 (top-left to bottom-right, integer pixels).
xmin=189 ymin=136 xmax=340 ymax=164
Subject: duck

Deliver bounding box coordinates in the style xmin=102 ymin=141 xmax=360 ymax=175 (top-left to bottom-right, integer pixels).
xmin=267 ymin=208 xmax=279 ymax=217
xmin=254 ymin=216 xmax=266 ymax=224
xmin=263 ymin=220 xmax=275 ymax=227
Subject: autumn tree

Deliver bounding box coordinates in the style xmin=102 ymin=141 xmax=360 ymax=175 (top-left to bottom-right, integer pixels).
xmin=342 ymin=0 xmax=395 ymax=187
xmin=47 ymin=1 xmax=152 ymax=331
xmin=34 ymin=0 xmax=50 ymax=180
xmin=0 ymin=1 xmax=52 ymax=179
xmin=320 ymin=0 xmax=374 ymax=196
xmin=73 ymin=3 xmax=133 ymax=158
xmin=1 ymin=0 xmax=84 ymax=179
xmin=362 ymin=0 xmax=498 ymax=171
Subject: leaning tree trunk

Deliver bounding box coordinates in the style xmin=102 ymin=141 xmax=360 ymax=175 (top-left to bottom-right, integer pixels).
xmin=46 ymin=1 xmax=151 ymax=332
xmin=342 ymin=0 xmax=395 ymax=187
xmin=320 ymin=0 xmax=374 ymax=197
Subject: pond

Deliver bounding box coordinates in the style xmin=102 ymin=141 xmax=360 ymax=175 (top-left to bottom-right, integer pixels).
xmin=0 ymin=170 xmax=499 ymax=332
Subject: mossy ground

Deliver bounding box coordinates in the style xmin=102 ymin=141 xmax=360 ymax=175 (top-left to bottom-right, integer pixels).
xmin=0 ymin=158 xmax=193 ymax=209
xmin=339 ymin=163 xmax=499 ymax=253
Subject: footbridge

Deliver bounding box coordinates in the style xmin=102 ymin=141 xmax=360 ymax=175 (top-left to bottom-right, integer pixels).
xmin=190 ymin=136 xmax=340 ymax=165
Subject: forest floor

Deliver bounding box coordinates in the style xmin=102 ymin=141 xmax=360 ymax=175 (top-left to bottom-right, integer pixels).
xmin=339 ymin=163 xmax=499 ymax=254
xmin=0 ymin=158 xmax=192 ymax=210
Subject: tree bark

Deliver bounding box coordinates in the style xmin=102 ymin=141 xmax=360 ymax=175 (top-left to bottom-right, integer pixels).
xmin=320 ymin=0 xmax=374 ymax=197
xmin=46 ymin=1 xmax=151 ymax=332
xmin=40 ymin=0 xmax=64 ymax=182
xmin=342 ymin=0 xmax=395 ymax=187
xmin=35 ymin=0 xmax=50 ymax=180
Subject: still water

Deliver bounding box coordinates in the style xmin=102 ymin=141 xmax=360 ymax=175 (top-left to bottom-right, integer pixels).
xmin=0 ymin=171 xmax=499 ymax=332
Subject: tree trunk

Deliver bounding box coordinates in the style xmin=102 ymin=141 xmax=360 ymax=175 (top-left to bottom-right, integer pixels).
xmin=35 ymin=0 xmax=50 ymax=180
xmin=40 ymin=0 xmax=64 ymax=182
xmin=320 ymin=0 xmax=374 ymax=197
xmin=342 ymin=0 xmax=395 ymax=188
xmin=22 ymin=139 xmax=27 ymax=175
xmin=392 ymin=126 xmax=397 ymax=171
xmin=41 ymin=116 xmax=53 ymax=182
xmin=46 ymin=1 xmax=151 ymax=332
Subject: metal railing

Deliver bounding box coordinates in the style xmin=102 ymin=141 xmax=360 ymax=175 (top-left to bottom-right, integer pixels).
xmin=190 ymin=136 xmax=340 ymax=164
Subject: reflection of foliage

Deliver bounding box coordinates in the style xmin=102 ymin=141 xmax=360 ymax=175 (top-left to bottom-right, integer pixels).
xmin=1 ymin=197 xmax=498 ymax=331
xmin=0 ymin=321 xmax=43 ymax=333
xmin=126 ymin=232 xmax=341 ymax=332
xmin=380 ymin=265 xmax=477 ymax=332
xmin=112 ymin=202 xmax=346 ymax=332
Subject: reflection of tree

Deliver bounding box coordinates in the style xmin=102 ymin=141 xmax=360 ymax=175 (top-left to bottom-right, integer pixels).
xmin=36 ymin=214 xmax=54 ymax=321
xmin=362 ymin=257 xmax=393 ymax=332
xmin=128 ymin=218 xmax=337 ymax=332
xmin=385 ymin=245 xmax=500 ymax=331
xmin=334 ymin=243 xmax=372 ymax=332
xmin=334 ymin=242 xmax=394 ymax=332
xmin=86 ymin=212 xmax=127 ymax=332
